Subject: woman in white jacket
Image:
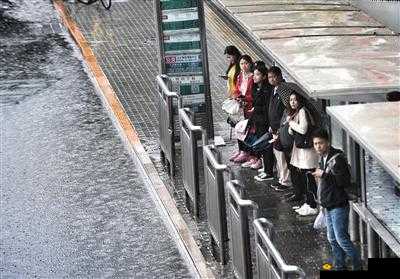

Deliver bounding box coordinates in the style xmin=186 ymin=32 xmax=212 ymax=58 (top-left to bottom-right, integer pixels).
xmin=286 ymin=92 xmax=319 ymax=216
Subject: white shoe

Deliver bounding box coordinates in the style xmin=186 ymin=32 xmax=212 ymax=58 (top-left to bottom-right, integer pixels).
xmin=258 ymin=168 xmax=264 ymax=173
xmin=254 ymin=172 xmax=274 ymax=182
xmin=292 ymin=205 xmax=301 ymax=210
xmin=295 ymin=203 xmax=308 ymax=213
xmin=298 ymin=205 xmax=319 ymax=216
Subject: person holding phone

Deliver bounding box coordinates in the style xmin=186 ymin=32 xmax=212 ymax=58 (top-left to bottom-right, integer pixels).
xmin=311 ymin=129 xmax=361 ymax=271
xmin=223 ymin=45 xmax=241 ymax=98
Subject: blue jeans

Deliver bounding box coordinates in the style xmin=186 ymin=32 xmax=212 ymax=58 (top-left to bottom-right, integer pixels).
xmin=325 ymin=205 xmax=362 ymax=270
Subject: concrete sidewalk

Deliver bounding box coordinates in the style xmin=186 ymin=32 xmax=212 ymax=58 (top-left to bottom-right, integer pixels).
xmin=59 ymin=0 xmax=334 ymax=277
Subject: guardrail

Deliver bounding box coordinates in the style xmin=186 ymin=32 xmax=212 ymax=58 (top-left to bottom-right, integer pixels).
xmin=351 ymin=201 xmax=400 ymax=258
xmin=254 ymin=218 xmax=306 ymax=279
xmin=179 ymin=107 xmax=208 ymax=218
xmin=157 ymin=74 xmax=309 ymax=275
xmin=203 ymin=144 xmax=230 ymax=264
xmin=156 ymin=75 xmax=181 ymax=177
xmin=227 ymin=180 xmax=258 ymax=279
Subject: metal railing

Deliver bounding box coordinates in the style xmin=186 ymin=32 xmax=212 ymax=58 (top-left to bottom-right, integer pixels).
xmin=179 ymin=107 xmax=208 ymax=218
xmin=350 ymin=201 xmax=400 ymax=258
xmin=157 ymin=75 xmax=181 ymax=177
xmin=254 ymin=219 xmax=306 ymax=279
xmin=227 ymin=180 xmax=258 ymax=279
xmin=203 ymin=144 xmax=230 ymax=264
xmin=349 ymin=200 xmax=360 ymax=242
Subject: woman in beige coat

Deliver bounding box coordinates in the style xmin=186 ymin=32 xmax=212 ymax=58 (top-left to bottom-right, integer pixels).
xmin=286 ymin=92 xmax=319 ymax=216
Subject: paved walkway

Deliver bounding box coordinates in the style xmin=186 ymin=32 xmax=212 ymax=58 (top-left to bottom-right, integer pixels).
xmin=62 ymin=0 xmax=336 ymax=277
xmin=1 ymin=0 xmax=193 ymax=277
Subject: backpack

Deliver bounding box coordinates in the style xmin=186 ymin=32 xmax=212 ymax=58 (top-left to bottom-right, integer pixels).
xmin=325 ymin=152 xmax=357 ymax=199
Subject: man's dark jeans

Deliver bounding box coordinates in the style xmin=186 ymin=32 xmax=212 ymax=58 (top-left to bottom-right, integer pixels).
xmin=326 ymin=205 xmax=362 ymax=270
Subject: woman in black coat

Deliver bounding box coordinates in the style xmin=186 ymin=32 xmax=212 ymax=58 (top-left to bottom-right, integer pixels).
xmin=250 ymin=63 xmax=272 ymax=138
xmin=240 ymin=63 xmax=273 ymax=169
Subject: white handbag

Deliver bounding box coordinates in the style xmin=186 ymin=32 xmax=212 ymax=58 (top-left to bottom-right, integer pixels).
xmin=313 ymin=208 xmax=326 ymax=230
xmin=222 ymin=99 xmax=240 ymax=115
xmin=234 ymin=119 xmax=249 ymax=141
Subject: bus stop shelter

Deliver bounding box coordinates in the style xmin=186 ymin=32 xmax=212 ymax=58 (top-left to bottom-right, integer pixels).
xmin=210 ymin=0 xmax=400 ymax=102
xmin=210 ymin=0 xmax=399 ymax=168
xmin=327 ymin=102 xmax=400 ymax=258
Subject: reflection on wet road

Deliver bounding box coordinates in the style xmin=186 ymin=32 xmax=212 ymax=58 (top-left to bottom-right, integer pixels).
xmin=0 ymin=0 xmax=191 ymax=277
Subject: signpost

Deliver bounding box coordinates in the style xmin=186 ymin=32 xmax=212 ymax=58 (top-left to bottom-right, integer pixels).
xmin=154 ymin=0 xmax=213 ymax=137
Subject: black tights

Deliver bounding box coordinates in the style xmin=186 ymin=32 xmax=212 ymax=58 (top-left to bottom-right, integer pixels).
xmin=238 ymin=140 xmax=249 ymax=152
xmin=291 ymin=167 xmax=317 ymax=208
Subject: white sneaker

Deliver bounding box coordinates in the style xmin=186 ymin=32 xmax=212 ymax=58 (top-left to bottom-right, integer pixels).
xmin=254 ymin=172 xmax=274 ymax=182
xmin=295 ymin=203 xmax=308 ymax=213
xmin=258 ymin=168 xmax=264 ymax=174
xmin=298 ymin=205 xmax=319 ymax=216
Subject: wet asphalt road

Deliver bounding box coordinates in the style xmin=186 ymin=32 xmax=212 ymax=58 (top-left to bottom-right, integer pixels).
xmin=0 ymin=0 xmax=191 ymax=277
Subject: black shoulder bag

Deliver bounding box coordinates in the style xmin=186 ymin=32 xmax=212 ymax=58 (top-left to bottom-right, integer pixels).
xmin=293 ymin=109 xmax=316 ymax=149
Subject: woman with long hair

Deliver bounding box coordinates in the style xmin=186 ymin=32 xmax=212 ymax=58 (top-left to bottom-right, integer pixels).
xmin=229 ymin=54 xmax=255 ymax=163
xmin=223 ymin=45 xmax=241 ymax=98
xmin=240 ymin=63 xmax=272 ymax=169
xmin=286 ymin=92 xmax=319 ymax=216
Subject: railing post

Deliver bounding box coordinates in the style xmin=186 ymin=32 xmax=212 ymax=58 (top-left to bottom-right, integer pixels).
xmin=349 ymin=201 xmax=360 ymax=242
xmin=179 ymin=107 xmax=205 ymax=218
xmin=380 ymin=238 xmax=390 ymax=258
xmin=254 ymin=218 xmax=306 ymax=279
xmin=227 ymin=180 xmax=258 ymax=279
xmin=359 ymin=217 xmax=367 ymax=260
xmin=156 ymin=74 xmax=179 ymax=177
xmin=203 ymin=144 xmax=228 ymax=264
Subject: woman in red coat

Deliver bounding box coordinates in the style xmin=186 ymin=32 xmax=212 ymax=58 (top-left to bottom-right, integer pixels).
xmin=229 ymin=55 xmax=255 ymax=163
xmin=233 ymin=55 xmax=254 ymax=119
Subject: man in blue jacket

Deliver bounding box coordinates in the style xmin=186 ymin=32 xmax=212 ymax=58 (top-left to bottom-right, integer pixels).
xmin=312 ymin=128 xmax=361 ymax=271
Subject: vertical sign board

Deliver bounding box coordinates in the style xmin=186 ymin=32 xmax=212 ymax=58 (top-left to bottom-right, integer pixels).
xmin=154 ymin=0 xmax=213 ymax=137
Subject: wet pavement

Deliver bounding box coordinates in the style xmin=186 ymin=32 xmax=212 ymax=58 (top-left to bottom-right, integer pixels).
xmin=1 ymin=0 xmax=193 ymax=277
xmin=62 ymin=1 xmax=264 ymax=277
xmin=3 ymin=0 xmax=390 ymax=278
xmin=61 ymin=0 xmax=335 ymax=277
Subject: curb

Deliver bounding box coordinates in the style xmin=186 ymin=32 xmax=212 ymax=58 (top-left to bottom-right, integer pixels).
xmin=53 ymin=1 xmax=215 ymax=278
